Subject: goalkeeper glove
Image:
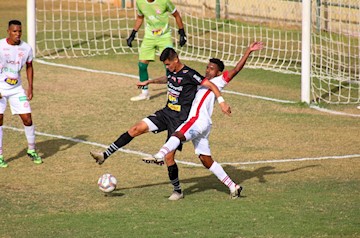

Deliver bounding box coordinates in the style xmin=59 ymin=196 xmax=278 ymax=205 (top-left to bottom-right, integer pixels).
xmin=178 ymin=28 xmax=187 ymax=47
xmin=127 ymin=30 xmax=137 ymax=47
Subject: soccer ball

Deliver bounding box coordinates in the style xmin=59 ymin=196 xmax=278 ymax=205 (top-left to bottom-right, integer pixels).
xmin=98 ymin=173 xmax=117 ymax=193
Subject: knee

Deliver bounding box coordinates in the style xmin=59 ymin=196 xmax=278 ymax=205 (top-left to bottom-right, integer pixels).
xmin=128 ymin=122 xmax=147 ymax=137
xmin=199 ymin=155 xmax=214 ymax=169
xmin=165 ymin=153 xmax=176 ymax=167
xmin=138 ymin=61 xmax=148 ymax=71
xmin=21 ymin=114 xmax=33 ymax=126
xmin=172 ymin=131 xmax=186 ymax=141
xmin=23 ymin=119 xmax=33 ymax=127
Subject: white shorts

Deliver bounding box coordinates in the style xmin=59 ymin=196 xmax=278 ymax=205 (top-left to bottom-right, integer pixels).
xmin=0 ymin=87 xmax=31 ymax=115
xmin=177 ymin=119 xmax=212 ymax=156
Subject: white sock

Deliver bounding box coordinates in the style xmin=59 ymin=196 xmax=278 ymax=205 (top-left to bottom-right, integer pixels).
xmin=0 ymin=126 xmax=3 ymax=155
xmin=142 ymin=89 xmax=149 ymax=95
xmin=154 ymin=136 xmax=181 ymax=159
xmin=24 ymin=125 xmax=36 ymax=150
xmin=209 ymin=161 xmax=236 ymax=192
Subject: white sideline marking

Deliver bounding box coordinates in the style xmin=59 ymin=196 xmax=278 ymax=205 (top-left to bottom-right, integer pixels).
xmin=35 ymin=59 xmax=360 ymax=118
xmin=222 ymin=90 xmax=296 ymax=104
xmin=3 ymin=125 xmax=151 ymax=158
xmin=3 ymin=126 xmax=359 ymax=167
xmin=310 ymin=105 xmax=360 ymax=118
xmin=35 ymin=59 xmax=139 ymax=79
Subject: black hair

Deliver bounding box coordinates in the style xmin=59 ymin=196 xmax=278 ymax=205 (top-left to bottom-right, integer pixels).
xmin=160 ymin=47 xmax=178 ymax=62
xmin=9 ymin=20 xmax=22 ymax=27
xmin=209 ymin=58 xmax=224 ymax=72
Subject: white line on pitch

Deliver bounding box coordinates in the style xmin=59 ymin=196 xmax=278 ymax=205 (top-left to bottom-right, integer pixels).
xmin=35 ymin=59 xmax=360 ymax=118
xmin=3 ymin=126 xmax=359 ymax=167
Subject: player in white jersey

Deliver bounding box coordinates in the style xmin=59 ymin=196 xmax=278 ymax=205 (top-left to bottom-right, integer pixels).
xmin=0 ymin=20 xmax=42 ymax=168
xmin=144 ymin=41 xmax=264 ymax=199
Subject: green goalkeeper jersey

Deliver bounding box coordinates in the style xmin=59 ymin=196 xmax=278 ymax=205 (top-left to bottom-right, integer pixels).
xmin=136 ymin=0 xmax=176 ymax=36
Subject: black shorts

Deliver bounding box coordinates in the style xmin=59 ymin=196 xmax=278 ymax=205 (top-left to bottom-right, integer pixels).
xmin=147 ymin=108 xmax=184 ymax=150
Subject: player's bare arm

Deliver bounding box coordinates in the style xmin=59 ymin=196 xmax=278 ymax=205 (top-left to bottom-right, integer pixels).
xmin=26 ymin=62 xmax=34 ymax=100
xmin=172 ymin=10 xmax=184 ymax=30
xmin=201 ymin=79 xmax=231 ymax=115
xmin=227 ymin=41 xmax=264 ymax=80
xmin=133 ymin=14 xmax=144 ymax=31
xmin=136 ymin=75 xmax=167 ymax=88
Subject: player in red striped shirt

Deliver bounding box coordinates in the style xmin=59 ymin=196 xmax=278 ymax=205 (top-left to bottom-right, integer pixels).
xmin=144 ymin=41 xmax=264 ymax=199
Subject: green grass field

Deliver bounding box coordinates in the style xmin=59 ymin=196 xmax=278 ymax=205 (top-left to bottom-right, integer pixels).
xmin=0 ymin=1 xmax=359 ymax=238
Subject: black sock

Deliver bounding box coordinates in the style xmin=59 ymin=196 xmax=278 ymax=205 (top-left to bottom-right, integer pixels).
xmin=168 ymin=163 xmax=181 ymax=194
xmin=104 ymin=132 xmax=133 ymax=159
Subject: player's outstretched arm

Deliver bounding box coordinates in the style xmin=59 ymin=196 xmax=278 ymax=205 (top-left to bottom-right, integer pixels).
xmin=227 ymin=41 xmax=264 ymax=80
xmin=136 ymin=75 xmax=167 ymax=88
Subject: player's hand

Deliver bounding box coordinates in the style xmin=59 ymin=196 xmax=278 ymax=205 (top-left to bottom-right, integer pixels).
xmin=27 ymin=88 xmax=33 ymax=101
xmin=127 ymin=30 xmax=137 ymax=47
xmin=178 ymin=29 xmax=187 ymax=47
xmin=219 ymin=102 xmax=231 ymax=116
xmin=250 ymin=41 xmax=264 ymax=52
xmin=136 ymin=81 xmax=148 ymax=88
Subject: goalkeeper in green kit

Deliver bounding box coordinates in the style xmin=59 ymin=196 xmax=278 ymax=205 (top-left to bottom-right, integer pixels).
xmin=127 ymin=0 xmax=187 ymax=101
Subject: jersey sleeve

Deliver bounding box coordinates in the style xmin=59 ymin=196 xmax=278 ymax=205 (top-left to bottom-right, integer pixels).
xmin=189 ymin=68 xmax=205 ymax=85
xmin=166 ymin=0 xmax=177 ymax=14
xmin=136 ymin=1 xmax=143 ymax=16
xmin=27 ymin=46 xmax=34 ymax=64
xmin=222 ymin=70 xmax=231 ymax=83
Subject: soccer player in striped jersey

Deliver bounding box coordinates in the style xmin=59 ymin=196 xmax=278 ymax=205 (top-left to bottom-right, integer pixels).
xmin=144 ymin=41 xmax=264 ymax=199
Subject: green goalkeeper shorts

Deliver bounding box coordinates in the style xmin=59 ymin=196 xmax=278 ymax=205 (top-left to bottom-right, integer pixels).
xmin=139 ymin=31 xmax=173 ymax=61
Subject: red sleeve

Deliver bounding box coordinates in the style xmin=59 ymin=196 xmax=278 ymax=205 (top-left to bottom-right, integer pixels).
xmin=222 ymin=71 xmax=231 ymax=83
xmin=200 ymin=78 xmax=209 ymax=85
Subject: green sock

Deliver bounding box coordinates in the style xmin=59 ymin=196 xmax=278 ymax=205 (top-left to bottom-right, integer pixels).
xmin=138 ymin=62 xmax=149 ymax=90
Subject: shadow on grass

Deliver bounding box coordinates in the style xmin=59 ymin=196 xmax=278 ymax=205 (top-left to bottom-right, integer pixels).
xmin=5 ymin=135 xmax=88 ymax=163
xmin=121 ymin=164 xmax=319 ymax=197
xmin=103 ymin=190 xmax=125 ymax=197
xmin=149 ymin=89 xmax=167 ymax=100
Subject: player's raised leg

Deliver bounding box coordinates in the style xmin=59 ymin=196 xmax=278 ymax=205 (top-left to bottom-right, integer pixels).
xmin=90 ymin=131 xmax=134 ymax=165
xmin=142 ymin=135 xmax=180 ymax=165
xmin=90 ymin=120 xmax=149 ymax=164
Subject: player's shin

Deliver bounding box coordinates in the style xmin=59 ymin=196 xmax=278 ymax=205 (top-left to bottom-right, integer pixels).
xmin=138 ymin=62 xmax=149 ymax=90
xmin=154 ymin=136 xmax=181 ymax=160
xmin=168 ymin=163 xmax=182 ymax=194
xmin=209 ymin=161 xmax=236 ymax=192
xmin=24 ymin=125 xmax=36 ymax=150
xmin=104 ymin=132 xmax=133 ymax=159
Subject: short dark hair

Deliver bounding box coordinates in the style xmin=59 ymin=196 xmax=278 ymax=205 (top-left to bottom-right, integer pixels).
xmin=209 ymin=58 xmax=224 ymax=72
xmin=9 ymin=20 xmax=22 ymax=27
xmin=160 ymin=47 xmax=178 ymax=62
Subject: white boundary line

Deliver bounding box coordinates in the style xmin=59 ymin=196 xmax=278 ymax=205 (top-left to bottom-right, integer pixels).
xmin=222 ymin=90 xmax=297 ymax=104
xmin=4 ymin=126 xmax=359 ymax=167
xmin=310 ymin=105 xmax=360 ymax=117
xmin=24 ymin=59 xmax=359 ymax=166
